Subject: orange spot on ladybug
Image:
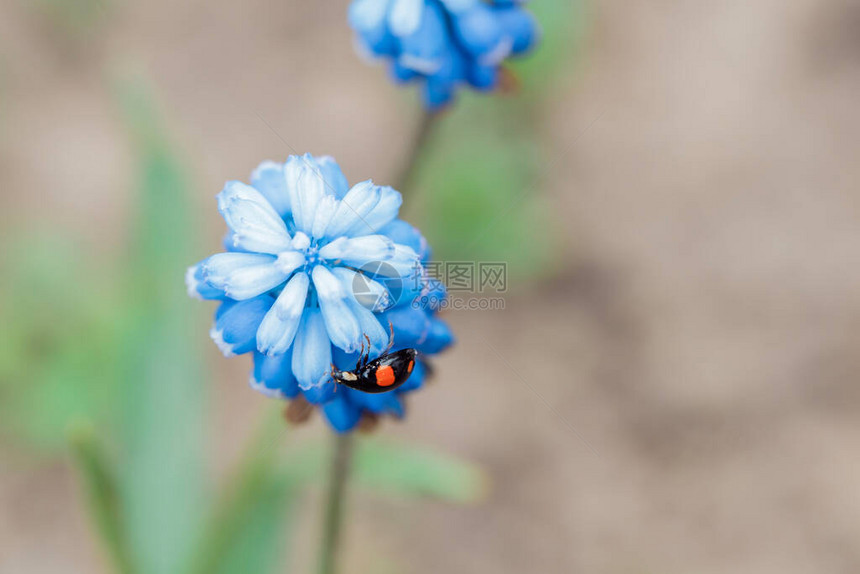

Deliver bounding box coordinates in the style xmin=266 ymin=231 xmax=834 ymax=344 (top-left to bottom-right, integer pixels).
xmin=407 ymin=360 xmax=414 ymax=373
xmin=375 ymin=365 xmax=396 ymax=387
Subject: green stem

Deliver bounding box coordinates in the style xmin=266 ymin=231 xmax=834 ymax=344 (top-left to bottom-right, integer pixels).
xmin=68 ymin=422 xmax=138 ymax=574
xmin=314 ymin=109 xmax=437 ymax=574
xmin=394 ymin=111 xmax=439 ymax=195
xmin=317 ymin=433 xmax=354 ymax=574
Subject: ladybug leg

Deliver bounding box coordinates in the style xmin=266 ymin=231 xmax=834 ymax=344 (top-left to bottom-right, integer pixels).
xmin=362 ymin=334 xmax=372 ymax=367
xmin=383 ymin=321 xmax=395 ymax=354
xmin=329 ymin=364 xmax=339 ymax=393
xmin=355 ymin=339 xmax=366 ymax=371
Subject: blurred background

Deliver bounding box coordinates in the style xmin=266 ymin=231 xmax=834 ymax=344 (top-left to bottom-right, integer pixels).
xmin=2 ymin=0 xmax=860 ymax=572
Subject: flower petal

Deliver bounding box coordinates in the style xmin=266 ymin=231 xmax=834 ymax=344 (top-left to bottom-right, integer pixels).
xmin=346 ymin=387 xmax=404 ymax=416
xmin=311 ymin=195 xmax=339 ymax=240
xmin=331 ymin=267 xmax=392 ymax=313
xmin=218 ymin=181 xmax=292 ymax=254
xmin=319 ymin=235 xmax=395 ymax=264
xmin=389 ymin=0 xmax=424 ymax=36
xmin=256 ymin=272 xmax=310 ymax=355
xmin=251 ymin=350 xmax=299 ymax=399
xmin=419 ymin=317 xmax=455 ymax=354
xmin=285 ymin=154 xmax=330 ymax=235
xmin=360 ymin=186 xmax=402 ymax=232
xmin=349 ymin=0 xmax=390 ymax=31
xmin=495 ymin=6 xmax=540 ymax=55
xmin=322 ymin=394 xmax=362 ymax=433
xmin=398 ymin=2 xmax=448 ymax=73
xmin=203 ymin=252 xmax=289 ymax=300
xmin=438 ymin=0 xmax=479 ymax=14
xmin=377 ymin=219 xmax=431 ymax=261
xmin=467 ymin=62 xmax=499 ymax=90
xmin=211 ymin=295 xmax=273 ymax=356
xmin=379 ymin=305 xmax=431 ymax=348
xmin=316 ymin=156 xmax=350 ymax=198
xmin=302 ymin=380 xmax=337 ymax=404
xmin=186 ymin=261 xmax=226 ymax=300
xmin=325 ymin=181 xmax=402 ymax=238
xmin=312 ymin=265 xmax=362 ymax=352
xmin=292 ymin=307 xmax=334 ymax=390
xmin=329 ymin=268 xmax=389 ymax=353
xmin=250 ymin=160 xmax=290 ymax=216
xmin=450 ymin=3 xmax=506 ymax=59
xmin=346 ymin=294 xmax=389 ymax=354
xmin=324 ymin=180 xmax=379 ymax=238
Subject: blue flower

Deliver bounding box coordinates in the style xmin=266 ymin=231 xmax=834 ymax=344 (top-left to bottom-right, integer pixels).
xmin=349 ymin=0 xmax=540 ymax=109
xmin=187 ymin=154 xmax=453 ymax=432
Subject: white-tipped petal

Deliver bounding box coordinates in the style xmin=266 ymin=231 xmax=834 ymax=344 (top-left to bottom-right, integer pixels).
xmin=353 ymin=186 xmax=402 ymax=234
xmin=324 ymin=180 xmax=381 ymax=238
xmin=218 ymin=181 xmax=292 ymax=254
xmin=344 ymin=296 xmax=389 ymax=355
xmin=311 ymin=195 xmax=339 ymax=240
xmin=275 ymin=251 xmax=306 ymax=276
xmin=186 ymin=265 xmax=204 ymax=300
xmin=390 ymin=243 xmax=421 ymax=265
xmin=290 ymin=231 xmax=311 ymax=252
xmin=256 ymin=272 xmax=310 ymax=355
xmin=332 ymin=267 xmax=392 ymax=313
xmin=325 ymin=182 xmax=402 ymax=238
xmin=349 ymin=0 xmax=389 ymax=31
xmin=203 ymin=252 xmax=288 ymax=300
xmin=398 ymin=54 xmax=443 ymax=75
xmin=249 ymin=373 xmax=287 ymax=400
xmin=285 ymin=154 xmax=329 ymax=235
xmin=250 ymin=160 xmax=291 ymax=216
xmin=209 ymin=326 xmax=236 ymax=357
xmin=389 ymin=0 xmax=424 ymax=36
xmin=312 ymin=266 xmax=362 ymax=352
xmin=479 ymin=36 xmax=514 ymax=66
xmin=316 ymin=156 xmax=350 ymax=198
xmin=292 ymin=308 xmax=333 ymax=390
xmin=319 ymin=235 xmax=396 ymax=266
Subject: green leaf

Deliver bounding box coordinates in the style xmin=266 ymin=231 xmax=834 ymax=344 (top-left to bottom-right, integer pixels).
xmin=186 ymin=409 xmax=304 ymax=574
xmin=352 ymin=439 xmax=489 ymax=504
xmin=68 ymin=420 xmax=138 ymax=574
xmin=409 ymin=121 xmax=557 ymax=282
xmin=514 ymin=0 xmax=589 ymax=96
xmin=27 ymin=0 xmax=112 ymax=41
xmin=0 ymin=234 xmax=125 ymax=452
xmin=113 ymin=73 xmax=208 ymax=574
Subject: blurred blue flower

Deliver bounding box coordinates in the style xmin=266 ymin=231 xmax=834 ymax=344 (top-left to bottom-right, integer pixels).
xmin=187 ymin=154 xmax=453 ymax=432
xmin=349 ymin=0 xmax=540 ymax=109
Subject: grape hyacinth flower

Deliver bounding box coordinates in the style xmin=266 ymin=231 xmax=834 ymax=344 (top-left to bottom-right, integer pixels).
xmin=187 ymin=154 xmax=453 ymax=432
xmin=349 ymin=0 xmax=540 ymax=109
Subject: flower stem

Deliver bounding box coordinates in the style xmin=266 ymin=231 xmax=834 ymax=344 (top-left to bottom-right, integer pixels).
xmin=394 ymin=111 xmax=439 ymax=195
xmin=317 ymin=433 xmax=355 ymax=574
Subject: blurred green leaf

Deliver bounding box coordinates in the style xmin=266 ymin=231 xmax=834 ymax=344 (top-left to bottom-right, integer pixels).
xmin=68 ymin=420 xmax=138 ymax=574
xmin=514 ymin=0 xmax=588 ymax=95
xmin=27 ymin=0 xmax=111 ymax=40
xmin=187 ymin=409 xmax=302 ymax=574
xmin=400 ymin=0 xmax=586 ymax=286
xmin=408 ymin=114 xmax=557 ymax=282
xmin=352 ymin=439 xmax=488 ymax=504
xmin=113 ymin=73 xmax=208 ymax=574
xmin=0 ymin=235 xmax=125 ymax=451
